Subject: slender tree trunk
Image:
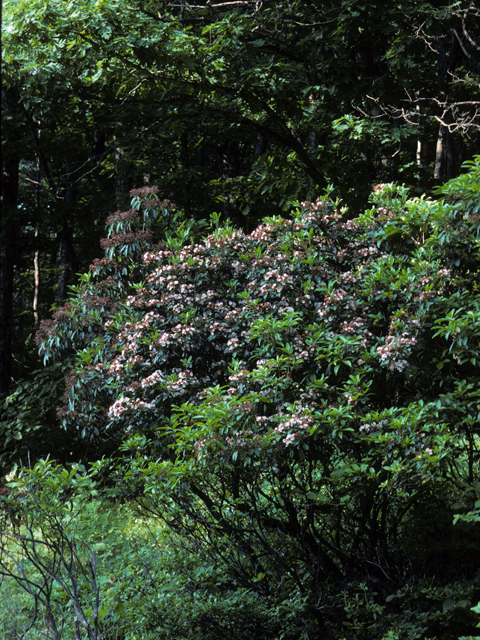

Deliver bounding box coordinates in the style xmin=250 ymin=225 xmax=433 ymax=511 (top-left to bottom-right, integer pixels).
xmin=416 ymin=99 xmax=423 ymax=167
xmin=33 ymin=161 xmax=41 ymax=328
xmin=115 ymin=146 xmax=132 ymax=211
xmin=434 ymin=30 xmax=458 ymax=183
xmin=55 ymin=217 xmax=79 ymax=303
xmin=434 ymin=123 xmax=447 ymax=182
xmin=416 ymin=140 xmax=422 ymax=167
xmin=33 ymin=224 xmax=40 ymax=328
xmin=56 ymin=227 xmax=69 ymax=302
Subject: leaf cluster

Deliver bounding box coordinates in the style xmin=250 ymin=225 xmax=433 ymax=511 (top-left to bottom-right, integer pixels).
xmin=27 ymin=158 xmax=480 ymax=638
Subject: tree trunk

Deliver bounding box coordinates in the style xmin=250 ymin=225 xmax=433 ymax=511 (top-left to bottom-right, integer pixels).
xmin=56 ymin=227 xmax=69 ymax=302
xmin=434 ymin=123 xmax=447 ymax=183
xmin=33 ymin=161 xmax=41 ymax=328
xmin=416 ymin=101 xmax=423 ymax=167
xmin=115 ymin=146 xmax=133 ymax=211
xmin=434 ymin=30 xmax=458 ymax=183
xmin=33 ymin=223 xmax=40 ymax=328
xmin=55 ymin=220 xmax=78 ymax=303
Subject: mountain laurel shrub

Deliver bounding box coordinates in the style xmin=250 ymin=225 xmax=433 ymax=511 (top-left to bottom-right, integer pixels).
xmin=30 ymin=158 xmax=480 ymax=638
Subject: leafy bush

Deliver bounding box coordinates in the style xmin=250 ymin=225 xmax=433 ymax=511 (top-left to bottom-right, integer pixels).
xmin=7 ymin=158 xmax=480 ymax=638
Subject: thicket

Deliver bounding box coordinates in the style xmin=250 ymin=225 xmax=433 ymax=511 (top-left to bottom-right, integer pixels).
xmin=1 ymin=159 xmax=479 ymax=639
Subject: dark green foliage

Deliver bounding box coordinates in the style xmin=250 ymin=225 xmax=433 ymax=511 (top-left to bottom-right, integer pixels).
xmin=3 ymin=0 xmax=479 ymax=393
xmin=5 ymin=158 xmax=475 ymax=639
xmin=0 ymin=363 xmax=70 ymax=472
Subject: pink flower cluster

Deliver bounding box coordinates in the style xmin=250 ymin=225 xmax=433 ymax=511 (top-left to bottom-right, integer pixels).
xmin=42 ymin=191 xmax=452 ymax=457
xmin=376 ymin=313 xmax=420 ymax=372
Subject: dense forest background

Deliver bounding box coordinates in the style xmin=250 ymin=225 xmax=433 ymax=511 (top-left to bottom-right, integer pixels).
xmin=1 ymin=1 xmax=480 ymax=639
xmin=2 ymin=0 xmax=480 ymax=394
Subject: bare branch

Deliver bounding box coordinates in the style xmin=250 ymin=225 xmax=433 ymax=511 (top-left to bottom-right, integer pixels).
xmin=361 ymin=92 xmax=480 ymax=136
xmin=461 ymin=2 xmax=480 ymax=52
xmin=453 ymin=28 xmax=480 ymax=73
